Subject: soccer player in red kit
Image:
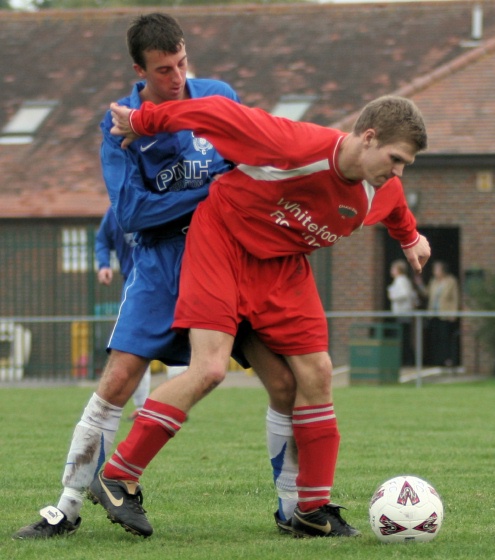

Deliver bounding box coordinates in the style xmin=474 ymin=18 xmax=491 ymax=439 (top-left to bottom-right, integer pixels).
xmin=89 ymin=94 xmax=430 ymax=538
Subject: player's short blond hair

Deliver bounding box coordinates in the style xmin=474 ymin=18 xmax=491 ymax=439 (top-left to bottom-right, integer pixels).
xmin=353 ymin=96 xmax=427 ymax=152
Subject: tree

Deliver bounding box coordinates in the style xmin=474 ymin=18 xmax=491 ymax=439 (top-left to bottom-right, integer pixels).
xmin=468 ymin=272 xmax=495 ymax=374
xmin=13 ymin=0 xmax=291 ymax=10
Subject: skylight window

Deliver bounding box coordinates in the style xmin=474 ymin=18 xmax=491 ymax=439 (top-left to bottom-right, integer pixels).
xmin=0 ymin=101 xmax=57 ymax=145
xmin=271 ymin=95 xmax=317 ymax=121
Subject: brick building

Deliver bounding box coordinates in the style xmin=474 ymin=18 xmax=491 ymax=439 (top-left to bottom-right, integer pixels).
xmin=1 ymin=2 xmax=494 ymax=377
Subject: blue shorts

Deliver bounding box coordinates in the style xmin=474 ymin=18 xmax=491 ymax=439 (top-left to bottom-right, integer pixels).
xmin=108 ymin=236 xmax=191 ymax=366
xmin=108 ymin=234 xmax=251 ymax=368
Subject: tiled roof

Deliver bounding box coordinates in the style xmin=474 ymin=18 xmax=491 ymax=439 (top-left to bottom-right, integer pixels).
xmin=411 ymin=36 xmax=495 ymax=154
xmin=333 ymin=34 xmax=495 ymax=155
xmin=1 ymin=2 xmax=494 ymax=217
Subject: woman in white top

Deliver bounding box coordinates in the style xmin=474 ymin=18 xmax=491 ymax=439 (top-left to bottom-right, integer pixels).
xmin=387 ymin=259 xmax=417 ymax=366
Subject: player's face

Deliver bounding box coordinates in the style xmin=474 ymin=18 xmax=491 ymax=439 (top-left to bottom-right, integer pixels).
xmin=134 ymin=44 xmax=189 ymax=104
xmin=362 ymin=136 xmax=417 ymax=188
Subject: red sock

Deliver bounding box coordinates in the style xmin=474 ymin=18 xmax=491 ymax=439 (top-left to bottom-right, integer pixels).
xmin=103 ymin=398 xmax=186 ymax=481
xmin=292 ymin=403 xmax=340 ymax=512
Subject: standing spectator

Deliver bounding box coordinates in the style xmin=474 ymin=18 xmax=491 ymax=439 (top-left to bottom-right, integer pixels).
xmin=415 ymin=261 xmax=460 ymax=366
xmin=95 ymin=207 xmax=151 ymax=420
xmin=387 ymin=259 xmax=417 ymax=366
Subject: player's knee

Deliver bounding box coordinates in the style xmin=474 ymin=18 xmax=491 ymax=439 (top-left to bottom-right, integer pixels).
xmin=313 ymin=355 xmax=333 ymax=393
xmin=295 ymin=353 xmax=333 ymax=398
xmin=315 ymin=352 xmax=332 ymax=373
xmin=190 ymin=366 xmax=226 ymax=399
xmin=203 ymin=366 xmax=227 ymax=388
xmin=267 ymin=375 xmax=296 ymax=414
xmin=97 ymin=364 xmax=140 ymax=405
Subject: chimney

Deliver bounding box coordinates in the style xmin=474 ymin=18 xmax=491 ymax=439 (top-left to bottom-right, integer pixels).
xmin=461 ymin=3 xmax=483 ymax=47
xmin=471 ymin=3 xmax=483 ymax=41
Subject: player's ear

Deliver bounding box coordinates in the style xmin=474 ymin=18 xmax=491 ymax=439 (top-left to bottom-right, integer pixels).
xmin=133 ymin=63 xmax=146 ymax=79
xmin=363 ymin=129 xmax=376 ymax=148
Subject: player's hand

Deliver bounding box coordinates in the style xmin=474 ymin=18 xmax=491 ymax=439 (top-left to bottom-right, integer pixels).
xmin=110 ymin=103 xmax=140 ymax=149
xmin=97 ymin=267 xmax=113 ymax=285
xmin=402 ymin=234 xmax=431 ymax=274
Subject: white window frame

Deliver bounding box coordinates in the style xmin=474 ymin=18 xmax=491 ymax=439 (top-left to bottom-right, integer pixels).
xmin=61 ymin=228 xmax=90 ymax=273
xmin=0 ymin=101 xmax=57 ymax=145
xmin=271 ymin=95 xmax=317 ymax=121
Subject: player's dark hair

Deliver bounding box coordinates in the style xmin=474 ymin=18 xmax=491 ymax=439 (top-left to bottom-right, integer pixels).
xmin=353 ymin=96 xmax=428 ymax=152
xmin=127 ymin=13 xmax=185 ymax=69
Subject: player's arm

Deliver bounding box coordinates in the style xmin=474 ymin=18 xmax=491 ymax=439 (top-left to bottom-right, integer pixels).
xmin=402 ymin=235 xmax=430 ymax=275
xmin=95 ymin=213 xmax=114 ymax=285
xmin=111 ymin=96 xmax=328 ymax=167
xmin=109 ymin=104 xmax=139 ymax=148
xmin=95 ymin=213 xmax=113 ymax=269
xmin=365 ymin=181 xmax=430 ymax=274
xmin=101 ymin=114 xmax=211 ymax=234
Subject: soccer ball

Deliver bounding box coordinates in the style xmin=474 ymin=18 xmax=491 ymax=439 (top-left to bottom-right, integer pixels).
xmin=369 ymin=475 xmax=444 ymax=543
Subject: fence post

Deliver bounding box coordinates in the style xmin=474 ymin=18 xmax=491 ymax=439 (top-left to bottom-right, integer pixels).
xmin=414 ymin=315 xmax=423 ymax=388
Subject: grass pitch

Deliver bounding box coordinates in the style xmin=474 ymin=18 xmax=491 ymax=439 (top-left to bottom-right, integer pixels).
xmin=2 ymin=378 xmax=494 ymax=560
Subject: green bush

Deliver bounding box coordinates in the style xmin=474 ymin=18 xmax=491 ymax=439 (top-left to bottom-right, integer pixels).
xmin=467 ymin=272 xmax=495 ymax=370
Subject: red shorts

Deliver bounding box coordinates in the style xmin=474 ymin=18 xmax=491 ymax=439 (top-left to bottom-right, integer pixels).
xmin=173 ymin=202 xmax=329 ymax=356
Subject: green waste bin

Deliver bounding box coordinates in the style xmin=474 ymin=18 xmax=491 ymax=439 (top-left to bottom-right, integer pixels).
xmin=349 ymin=322 xmax=402 ymax=385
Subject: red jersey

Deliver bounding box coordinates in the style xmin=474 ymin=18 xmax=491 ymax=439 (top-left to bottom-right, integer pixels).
xmin=131 ymin=96 xmax=419 ymax=259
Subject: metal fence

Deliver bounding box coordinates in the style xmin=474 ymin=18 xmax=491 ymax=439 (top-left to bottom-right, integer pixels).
xmin=0 ymin=219 xmax=336 ymax=384
xmin=1 ymin=219 xmax=124 ymax=381
xmin=1 ymin=310 xmax=493 ymax=385
xmin=0 ymin=314 xmax=118 ymax=382
xmin=325 ymin=310 xmax=495 ymax=387
xmin=2 ymin=219 xmax=493 ymax=385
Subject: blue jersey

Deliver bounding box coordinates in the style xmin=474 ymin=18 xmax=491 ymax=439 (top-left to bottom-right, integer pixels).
xmin=101 ymin=79 xmax=239 ymax=245
xmin=95 ymin=207 xmax=135 ymax=280
xmin=101 ymin=79 xmax=240 ymax=364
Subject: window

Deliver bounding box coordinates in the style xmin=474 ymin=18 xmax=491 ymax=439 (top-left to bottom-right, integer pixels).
xmin=271 ymin=95 xmax=317 ymax=121
xmin=61 ymin=227 xmax=121 ymax=273
xmin=0 ymin=101 xmax=57 ymax=145
xmin=61 ymin=228 xmax=90 ymax=272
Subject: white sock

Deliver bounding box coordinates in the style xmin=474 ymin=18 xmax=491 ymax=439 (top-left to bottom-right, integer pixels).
xmin=57 ymin=392 xmax=122 ymax=522
xmin=266 ymin=407 xmax=298 ymax=521
xmin=167 ymin=365 xmax=187 ymax=379
xmin=56 ymin=489 xmax=84 ymax=524
xmin=132 ymin=367 xmax=151 ymax=410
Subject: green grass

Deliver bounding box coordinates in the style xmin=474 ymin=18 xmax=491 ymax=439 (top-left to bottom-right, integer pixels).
xmin=1 ymin=379 xmax=495 ymax=559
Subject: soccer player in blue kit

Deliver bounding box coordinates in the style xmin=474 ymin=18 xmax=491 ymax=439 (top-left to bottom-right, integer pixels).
xmin=14 ymin=12 xmax=298 ymax=539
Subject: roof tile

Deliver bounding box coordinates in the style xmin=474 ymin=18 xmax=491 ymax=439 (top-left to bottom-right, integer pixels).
xmin=1 ymin=2 xmax=495 ymax=216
